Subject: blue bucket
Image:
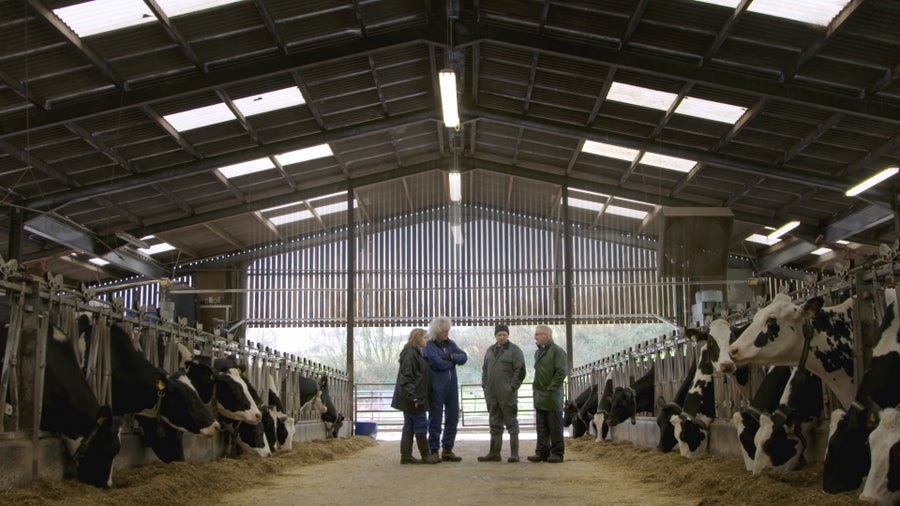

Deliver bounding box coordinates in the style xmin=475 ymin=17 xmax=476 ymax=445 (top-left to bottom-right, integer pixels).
xmin=355 ymin=421 xmax=377 ymax=439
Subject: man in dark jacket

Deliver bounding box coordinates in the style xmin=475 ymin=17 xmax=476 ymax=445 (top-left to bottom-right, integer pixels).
xmin=423 ymin=316 xmax=468 ymax=462
xmin=391 ymin=328 xmax=440 ymax=464
xmin=527 ymin=324 xmax=568 ymax=463
xmin=478 ymin=323 xmax=526 ymax=463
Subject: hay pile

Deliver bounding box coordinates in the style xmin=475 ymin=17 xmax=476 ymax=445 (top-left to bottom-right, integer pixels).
xmin=0 ymin=437 xmax=376 ymax=506
xmin=566 ymin=437 xmax=864 ymax=505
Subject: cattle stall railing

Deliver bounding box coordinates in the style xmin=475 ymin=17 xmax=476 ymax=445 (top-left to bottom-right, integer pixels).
xmin=0 ymin=267 xmax=348 ymax=457
xmin=353 ymin=382 xmax=537 ymax=433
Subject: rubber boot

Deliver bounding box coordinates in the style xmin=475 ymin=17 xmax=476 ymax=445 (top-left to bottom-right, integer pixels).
xmin=416 ymin=434 xmax=441 ymax=464
xmin=508 ymin=433 xmax=520 ymax=463
xmin=477 ymin=433 xmax=502 ymax=462
xmin=400 ymin=430 xmax=421 ymax=464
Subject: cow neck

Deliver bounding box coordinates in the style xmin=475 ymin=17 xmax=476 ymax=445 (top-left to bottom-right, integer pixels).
xmin=743 ymin=405 xmax=763 ymax=422
xmin=71 ymin=413 xmax=107 ymax=463
xmin=624 ymin=386 xmax=638 ymax=424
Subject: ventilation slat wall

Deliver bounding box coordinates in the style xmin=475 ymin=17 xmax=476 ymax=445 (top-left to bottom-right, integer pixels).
xmin=243 ymin=206 xmax=687 ymax=326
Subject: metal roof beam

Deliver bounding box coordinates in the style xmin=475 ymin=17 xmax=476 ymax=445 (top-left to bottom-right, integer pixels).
xmin=456 ymin=23 xmax=900 ymax=126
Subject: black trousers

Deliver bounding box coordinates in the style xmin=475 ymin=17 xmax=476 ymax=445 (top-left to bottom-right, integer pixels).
xmin=534 ymin=407 xmax=564 ymax=457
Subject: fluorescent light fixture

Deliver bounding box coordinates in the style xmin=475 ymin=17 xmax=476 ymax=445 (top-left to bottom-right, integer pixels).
xmin=768 ymin=221 xmax=801 ymax=241
xmin=811 ymin=247 xmax=833 ymax=255
xmin=163 ymin=103 xmax=236 ymax=132
xmin=606 ymin=82 xmax=678 ymax=112
xmin=275 ymin=144 xmax=333 ymax=166
xmin=639 ymin=152 xmax=698 ymax=173
xmin=89 ymin=257 xmax=111 ymax=266
xmin=747 ymin=0 xmax=852 ymax=27
xmin=233 ymin=87 xmax=306 ymax=117
xmin=569 ymin=197 xmax=605 ymax=212
xmin=836 ymin=240 xmax=850 ymax=245
xmin=675 ymin=96 xmax=748 ymax=124
xmin=845 ymin=167 xmax=899 ymax=196
xmin=155 ymin=0 xmax=247 ymax=17
xmin=451 ymin=224 xmax=463 ymax=245
xmin=745 ymin=233 xmax=778 ymax=246
xmin=138 ymin=242 xmax=176 ymax=255
xmin=582 ymin=140 xmax=640 ymax=162
xmin=448 ymin=171 xmax=462 ymax=202
xmin=53 ymin=0 xmax=155 ymax=37
xmin=439 ymin=69 xmax=460 ymax=129
xmin=605 ymin=205 xmax=648 ymax=220
xmin=217 ymin=158 xmax=276 ymax=179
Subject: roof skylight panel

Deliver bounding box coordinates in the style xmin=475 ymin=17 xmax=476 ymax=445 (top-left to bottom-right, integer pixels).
xmin=638 ymin=152 xmax=698 ymax=173
xmin=674 ymin=96 xmax=748 ymax=124
xmin=568 ymin=198 xmax=605 ymax=212
xmin=606 ymin=82 xmax=678 ymax=112
xmin=233 ymin=87 xmax=306 ymax=117
xmin=154 ymin=0 xmax=248 ymax=17
xmin=53 ymin=0 xmax=156 ymax=37
xmin=163 ymin=103 xmax=236 ymax=132
xmin=270 ymin=210 xmax=313 ymax=226
xmin=747 ymin=0 xmax=852 ymax=27
xmin=138 ymin=242 xmax=176 ymax=255
xmin=605 ymin=205 xmax=648 ymax=220
xmin=581 ymin=141 xmax=640 ymax=162
xmin=692 ymin=0 xmax=852 ymax=27
xmin=217 ymin=158 xmax=276 ymax=179
xmin=275 ymin=144 xmax=334 ymax=166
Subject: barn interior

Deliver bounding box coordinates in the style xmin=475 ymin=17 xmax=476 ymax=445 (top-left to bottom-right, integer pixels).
xmin=0 ymin=0 xmax=899 ymax=501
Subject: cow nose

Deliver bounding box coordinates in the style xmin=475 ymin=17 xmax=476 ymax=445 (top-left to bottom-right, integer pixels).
xmin=718 ymin=360 xmax=735 ymax=374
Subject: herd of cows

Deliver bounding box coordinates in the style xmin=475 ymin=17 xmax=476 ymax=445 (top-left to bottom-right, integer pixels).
xmin=564 ymin=288 xmax=900 ymax=505
xmin=1 ymin=309 xmax=344 ymax=489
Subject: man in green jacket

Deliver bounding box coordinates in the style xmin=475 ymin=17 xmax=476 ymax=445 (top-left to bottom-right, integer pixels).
xmin=527 ymin=324 xmax=568 ymax=463
xmin=478 ymin=323 xmax=526 ymax=463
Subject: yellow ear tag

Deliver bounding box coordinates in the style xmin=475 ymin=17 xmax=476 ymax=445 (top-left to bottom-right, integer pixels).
xmin=157 ymin=379 xmax=166 ymax=391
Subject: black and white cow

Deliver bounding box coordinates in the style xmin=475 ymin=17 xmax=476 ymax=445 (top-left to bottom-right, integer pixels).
xmin=655 ymin=360 xmax=697 ymax=453
xmin=266 ymin=373 xmax=295 ymax=451
xmin=607 ymin=365 xmax=655 ymax=427
xmin=8 ymin=321 xmax=123 ymax=488
xmin=860 ymin=407 xmax=900 ymax=505
xmin=107 ymin=323 xmax=219 ymax=438
xmin=593 ymin=377 xmax=614 ymax=443
xmin=177 ymin=345 xmax=263 ymax=425
xmin=733 ymin=365 xmax=792 ymax=471
xmin=729 ymin=293 xmax=857 ymax=409
xmin=824 ymin=287 xmax=900 ymax=495
xmin=564 ymin=384 xmax=598 ymax=438
xmin=671 ymin=326 xmax=719 ymax=458
xmin=752 ymin=367 xmax=823 ymax=473
xmin=295 ymin=374 xmax=343 ymax=437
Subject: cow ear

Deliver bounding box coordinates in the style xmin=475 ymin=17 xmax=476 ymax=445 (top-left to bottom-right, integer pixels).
xmin=803 ymin=297 xmax=824 ymax=316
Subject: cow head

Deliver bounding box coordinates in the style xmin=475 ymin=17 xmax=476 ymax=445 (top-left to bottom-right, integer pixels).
xmin=222 ymin=418 xmax=271 ymax=458
xmin=671 ymin=413 xmax=709 ymax=458
xmin=656 ymin=396 xmax=681 ymax=453
xmin=753 ymin=411 xmax=803 ymax=474
xmin=729 ymin=294 xmax=818 ymax=365
xmin=734 ymin=410 xmax=760 ymax=471
xmin=593 ymin=378 xmax=613 ymax=443
xmin=860 ymin=407 xmax=900 ymax=505
xmin=158 ymin=371 xmax=220 ymax=437
xmin=607 ymin=385 xmax=636 ymax=427
xmin=318 ymin=375 xmax=344 ymax=438
xmin=214 ymin=366 xmax=263 ymax=424
xmin=64 ymin=405 xmax=123 ymax=489
xmin=824 ymin=406 xmax=874 ymax=494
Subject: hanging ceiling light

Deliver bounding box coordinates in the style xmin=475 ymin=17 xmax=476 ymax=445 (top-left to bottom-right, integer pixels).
xmin=448 ymin=171 xmax=462 ymax=202
xmin=439 ymin=69 xmax=460 ymax=129
xmin=845 ymin=167 xmax=899 ymax=197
